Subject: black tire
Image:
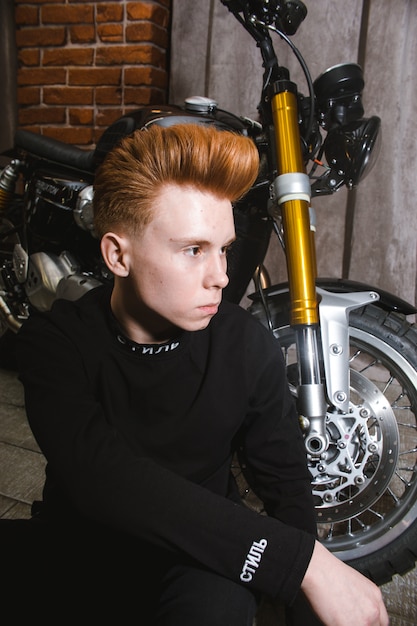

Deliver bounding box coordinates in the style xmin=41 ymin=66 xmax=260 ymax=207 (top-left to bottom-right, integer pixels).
xmin=249 ymin=298 xmax=417 ymax=585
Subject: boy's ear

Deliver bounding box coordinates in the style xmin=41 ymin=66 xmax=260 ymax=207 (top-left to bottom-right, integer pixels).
xmin=100 ymin=232 xmax=130 ymax=277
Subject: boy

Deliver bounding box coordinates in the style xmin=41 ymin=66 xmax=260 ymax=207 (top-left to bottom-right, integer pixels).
xmin=15 ymin=123 xmax=388 ymax=625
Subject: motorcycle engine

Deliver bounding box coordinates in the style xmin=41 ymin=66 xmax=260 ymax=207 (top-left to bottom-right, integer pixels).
xmin=14 ymin=246 xmax=101 ymax=313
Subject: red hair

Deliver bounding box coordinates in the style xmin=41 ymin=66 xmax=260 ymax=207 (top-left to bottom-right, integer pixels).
xmin=93 ymin=123 xmax=259 ymax=237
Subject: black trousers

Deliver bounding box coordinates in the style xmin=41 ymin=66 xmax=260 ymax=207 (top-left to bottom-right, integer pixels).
xmin=1 ymin=519 xmax=321 ymax=625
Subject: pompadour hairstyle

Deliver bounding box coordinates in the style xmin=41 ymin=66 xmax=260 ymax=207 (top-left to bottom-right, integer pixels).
xmin=93 ymin=123 xmax=259 ymax=238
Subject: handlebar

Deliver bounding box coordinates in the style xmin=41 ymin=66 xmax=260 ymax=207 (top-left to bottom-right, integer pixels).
xmin=220 ymin=0 xmax=307 ymax=35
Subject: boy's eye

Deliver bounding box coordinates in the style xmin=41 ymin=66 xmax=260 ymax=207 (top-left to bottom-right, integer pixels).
xmin=222 ymin=242 xmax=234 ymax=255
xmin=184 ymin=246 xmax=201 ymax=257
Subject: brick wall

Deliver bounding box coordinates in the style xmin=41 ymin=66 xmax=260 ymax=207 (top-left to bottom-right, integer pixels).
xmin=14 ymin=0 xmax=171 ymax=147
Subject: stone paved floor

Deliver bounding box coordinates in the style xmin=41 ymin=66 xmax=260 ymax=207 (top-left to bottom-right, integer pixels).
xmin=0 ymin=366 xmax=416 ymax=625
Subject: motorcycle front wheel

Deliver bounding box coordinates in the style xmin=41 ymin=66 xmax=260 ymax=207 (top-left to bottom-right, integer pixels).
xmin=248 ymin=298 xmax=417 ymax=586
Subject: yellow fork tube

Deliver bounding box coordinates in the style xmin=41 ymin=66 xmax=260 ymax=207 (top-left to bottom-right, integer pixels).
xmin=271 ymin=84 xmax=318 ymax=326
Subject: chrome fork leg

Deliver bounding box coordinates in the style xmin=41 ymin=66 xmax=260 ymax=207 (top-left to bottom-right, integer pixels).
xmin=297 ymin=287 xmax=380 ymax=456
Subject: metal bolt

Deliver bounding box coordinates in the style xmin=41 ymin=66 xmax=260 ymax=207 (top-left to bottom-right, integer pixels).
xmin=335 ymin=391 xmax=347 ymax=403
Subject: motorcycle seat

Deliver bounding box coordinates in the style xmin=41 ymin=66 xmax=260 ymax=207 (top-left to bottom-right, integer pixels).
xmin=14 ymin=129 xmax=96 ymax=173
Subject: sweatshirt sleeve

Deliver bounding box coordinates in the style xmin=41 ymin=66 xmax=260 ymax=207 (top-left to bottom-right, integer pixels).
xmin=240 ymin=316 xmax=318 ymax=537
xmin=16 ymin=310 xmax=315 ymax=605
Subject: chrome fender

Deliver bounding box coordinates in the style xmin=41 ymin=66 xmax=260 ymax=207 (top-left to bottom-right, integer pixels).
xmin=250 ymin=277 xmax=417 ymax=315
xmin=248 ymin=278 xmax=417 ymax=413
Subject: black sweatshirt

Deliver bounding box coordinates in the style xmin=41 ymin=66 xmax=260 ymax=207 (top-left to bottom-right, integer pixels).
xmin=16 ymin=285 xmax=316 ymax=604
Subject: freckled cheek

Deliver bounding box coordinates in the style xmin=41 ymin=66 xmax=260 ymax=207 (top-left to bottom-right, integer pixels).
xmin=152 ymin=268 xmax=183 ymax=291
xmin=149 ymin=261 xmax=196 ymax=292
xmin=150 ymin=273 xmax=165 ymax=287
xmin=146 ymin=264 xmax=168 ymax=286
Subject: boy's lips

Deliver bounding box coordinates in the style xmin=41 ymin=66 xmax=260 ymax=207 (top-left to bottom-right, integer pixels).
xmin=198 ymin=303 xmax=220 ymax=315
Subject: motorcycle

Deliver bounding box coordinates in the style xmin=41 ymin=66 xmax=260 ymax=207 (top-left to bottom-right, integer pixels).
xmin=1 ymin=0 xmax=417 ymax=587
